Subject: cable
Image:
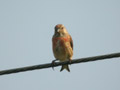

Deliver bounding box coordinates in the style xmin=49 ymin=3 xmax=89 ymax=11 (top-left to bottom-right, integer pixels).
xmin=0 ymin=52 xmax=120 ymax=76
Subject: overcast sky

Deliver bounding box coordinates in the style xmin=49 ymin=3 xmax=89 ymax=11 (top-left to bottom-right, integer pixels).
xmin=0 ymin=0 xmax=120 ymax=90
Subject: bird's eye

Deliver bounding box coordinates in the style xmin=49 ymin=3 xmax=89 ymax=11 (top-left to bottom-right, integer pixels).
xmin=61 ymin=27 xmax=64 ymax=29
xmin=55 ymin=27 xmax=57 ymax=31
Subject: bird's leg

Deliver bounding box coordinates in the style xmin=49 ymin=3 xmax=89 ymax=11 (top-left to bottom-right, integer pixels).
xmin=69 ymin=58 xmax=72 ymax=65
xmin=51 ymin=59 xmax=58 ymax=70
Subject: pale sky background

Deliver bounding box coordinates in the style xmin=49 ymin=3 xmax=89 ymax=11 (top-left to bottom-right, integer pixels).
xmin=0 ymin=0 xmax=120 ymax=90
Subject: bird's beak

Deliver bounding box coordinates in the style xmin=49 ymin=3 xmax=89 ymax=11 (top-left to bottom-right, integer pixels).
xmin=57 ymin=29 xmax=60 ymax=33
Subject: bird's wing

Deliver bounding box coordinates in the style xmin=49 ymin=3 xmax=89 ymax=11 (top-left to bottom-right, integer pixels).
xmin=69 ymin=35 xmax=73 ymax=50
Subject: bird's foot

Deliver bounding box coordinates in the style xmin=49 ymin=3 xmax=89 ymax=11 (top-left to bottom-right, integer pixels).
xmin=51 ymin=59 xmax=58 ymax=70
xmin=69 ymin=59 xmax=72 ymax=65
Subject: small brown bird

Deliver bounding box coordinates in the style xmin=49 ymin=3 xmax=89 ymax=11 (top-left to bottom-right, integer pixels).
xmin=52 ymin=24 xmax=73 ymax=72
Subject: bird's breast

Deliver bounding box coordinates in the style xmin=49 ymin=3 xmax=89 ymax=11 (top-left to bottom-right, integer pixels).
xmin=52 ymin=37 xmax=68 ymax=60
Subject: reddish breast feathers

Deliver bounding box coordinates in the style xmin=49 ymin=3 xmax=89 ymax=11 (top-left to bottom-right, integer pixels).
xmin=53 ymin=37 xmax=69 ymax=47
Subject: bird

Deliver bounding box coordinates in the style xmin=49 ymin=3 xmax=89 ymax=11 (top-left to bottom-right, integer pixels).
xmin=52 ymin=24 xmax=73 ymax=72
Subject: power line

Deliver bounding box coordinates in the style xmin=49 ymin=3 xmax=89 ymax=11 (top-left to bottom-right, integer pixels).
xmin=0 ymin=52 xmax=120 ymax=76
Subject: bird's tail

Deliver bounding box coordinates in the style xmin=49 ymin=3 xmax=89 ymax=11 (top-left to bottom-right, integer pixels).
xmin=60 ymin=65 xmax=70 ymax=72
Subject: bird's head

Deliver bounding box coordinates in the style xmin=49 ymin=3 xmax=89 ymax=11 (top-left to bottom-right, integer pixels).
xmin=54 ymin=24 xmax=68 ymax=37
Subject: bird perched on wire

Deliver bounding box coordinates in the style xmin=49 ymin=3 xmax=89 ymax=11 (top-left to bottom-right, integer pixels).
xmin=52 ymin=24 xmax=73 ymax=72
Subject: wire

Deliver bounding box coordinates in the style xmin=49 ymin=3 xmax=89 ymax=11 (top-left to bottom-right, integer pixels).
xmin=0 ymin=52 xmax=120 ymax=76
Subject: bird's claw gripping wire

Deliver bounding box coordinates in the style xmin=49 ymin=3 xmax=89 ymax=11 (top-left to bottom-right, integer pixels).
xmin=51 ymin=59 xmax=58 ymax=70
xmin=69 ymin=59 xmax=72 ymax=65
